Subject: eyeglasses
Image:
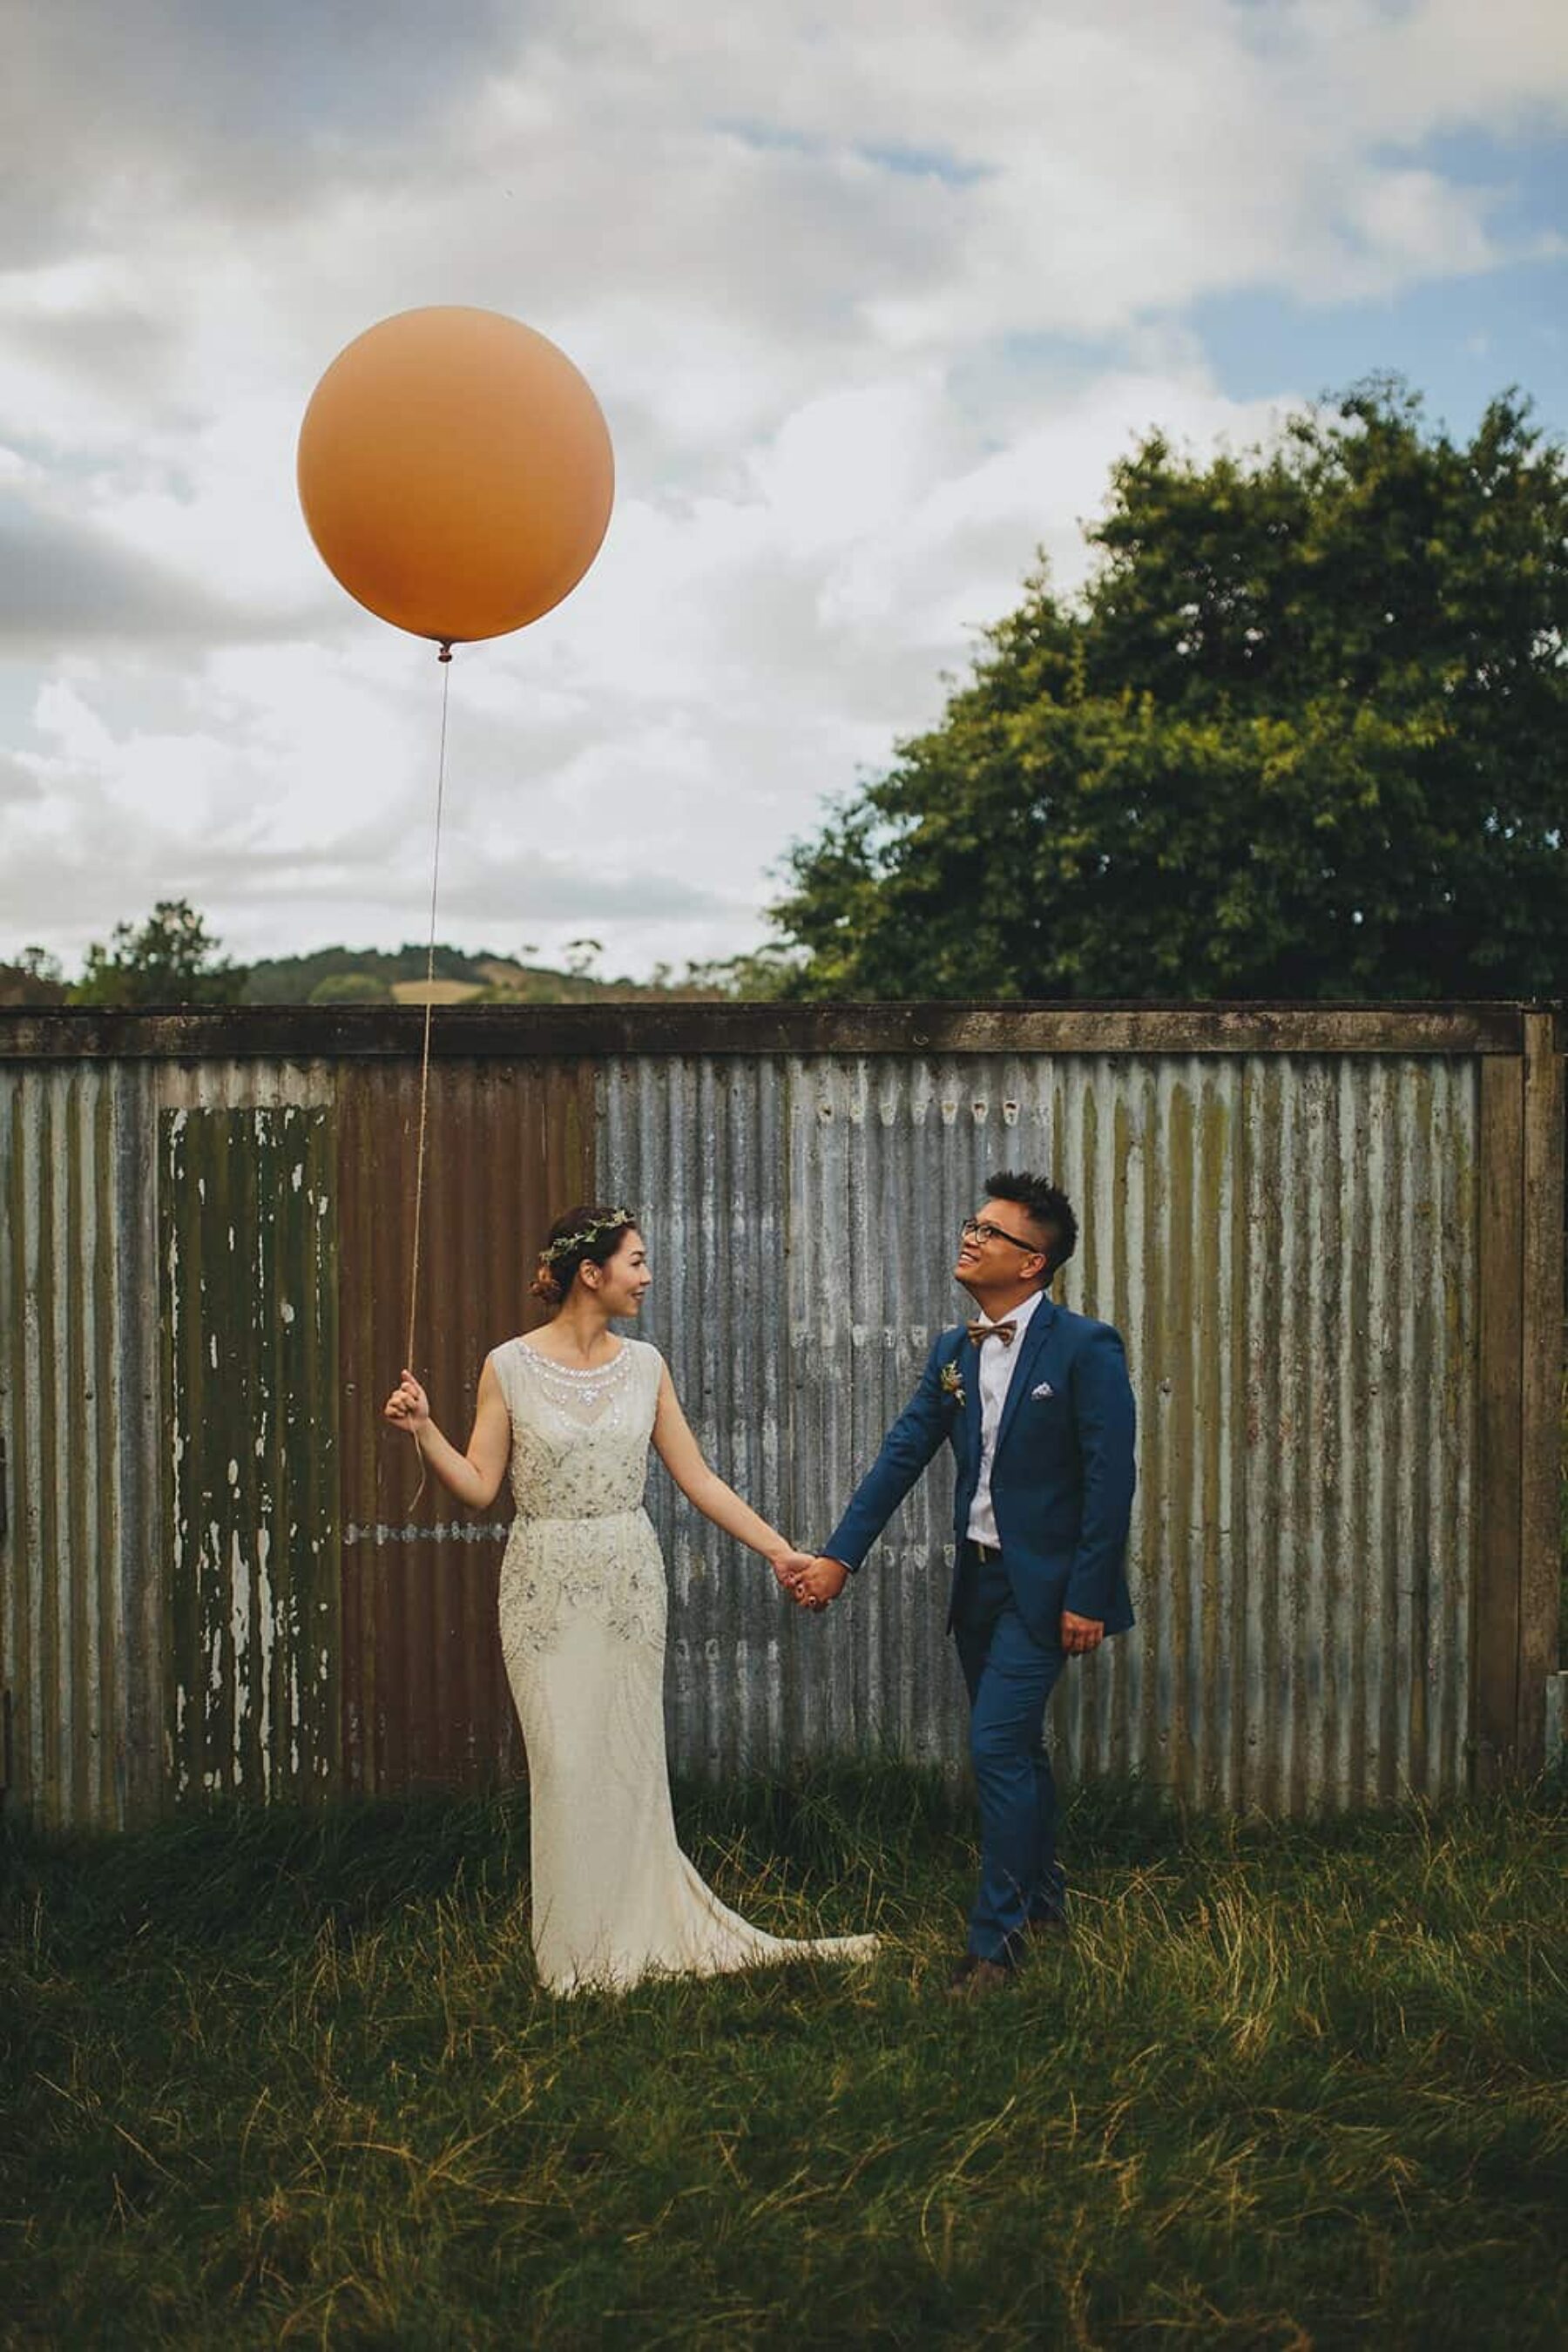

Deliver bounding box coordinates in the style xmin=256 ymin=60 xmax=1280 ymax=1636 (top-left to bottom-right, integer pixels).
xmin=961 ymin=1215 xmax=1043 ymax=1255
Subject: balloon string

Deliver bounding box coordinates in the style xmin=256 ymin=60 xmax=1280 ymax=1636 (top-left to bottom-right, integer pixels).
xmin=406 ymin=641 xmax=453 ymax=1507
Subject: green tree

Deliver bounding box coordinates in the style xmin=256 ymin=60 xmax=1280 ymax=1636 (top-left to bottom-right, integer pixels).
xmin=672 ymin=943 xmax=804 ymax=998
xmin=773 ymin=382 xmax=1568 ymax=999
xmin=71 ymin=900 xmax=244 ymax=1008
xmin=0 ymin=946 xmax=68 ymax=1007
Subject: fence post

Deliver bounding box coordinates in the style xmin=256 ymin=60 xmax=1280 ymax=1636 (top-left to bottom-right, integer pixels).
xmin=1475 ymin=1009 xmax=1565 ymax=1788
xmin=1475 ymin=1043 xmax=1524 ymax=1790
xmin=1517 ymin=1010 xmax=1565 ymax=1777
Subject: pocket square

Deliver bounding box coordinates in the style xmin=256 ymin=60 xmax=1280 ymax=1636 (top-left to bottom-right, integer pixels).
xmin=1031 ymin=1381 xmax=1056 ymax=1401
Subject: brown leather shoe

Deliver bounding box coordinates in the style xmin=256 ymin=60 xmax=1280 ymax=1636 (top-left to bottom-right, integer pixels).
xmin=947 ymin=1954 xmax=1015 ymax=1997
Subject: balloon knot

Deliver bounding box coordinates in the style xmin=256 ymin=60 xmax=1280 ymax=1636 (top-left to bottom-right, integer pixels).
xmin=437 ymin=641 xmax=453 ymax=664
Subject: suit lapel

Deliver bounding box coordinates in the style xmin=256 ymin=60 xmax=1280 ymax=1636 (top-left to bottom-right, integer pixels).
xmin=961 ymin=1329 xmax=983 ymax=1468
xmin=994 ymin=1298 xmax=1056 ymax=1467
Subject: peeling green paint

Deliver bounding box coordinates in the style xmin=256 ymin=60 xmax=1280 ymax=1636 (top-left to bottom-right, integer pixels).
xmin=160 ymin=1107 xmax=340 ymax=1803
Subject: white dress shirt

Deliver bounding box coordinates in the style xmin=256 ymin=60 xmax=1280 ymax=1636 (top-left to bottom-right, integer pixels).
xmin=964 ymin=1284 xmax=1045 ymax=1548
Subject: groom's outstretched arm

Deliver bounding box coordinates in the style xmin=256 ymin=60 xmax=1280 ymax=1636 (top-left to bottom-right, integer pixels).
xmin=1064 ymin=1323 xmax=1137 ymax=1624
xmin=807 ymin=1335 xmax=954 ymax=1594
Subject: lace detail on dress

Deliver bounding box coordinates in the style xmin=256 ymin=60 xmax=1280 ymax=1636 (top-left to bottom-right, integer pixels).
xmin=493 ymin=1339 xmax=667 ymax=1660
xmin=500 ymin=1510 xmax=668 ymax=1662
xmin=495 ymin=1341 xmax=654 ymax=1521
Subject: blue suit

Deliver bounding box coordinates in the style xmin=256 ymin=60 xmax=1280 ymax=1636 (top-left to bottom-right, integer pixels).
xmin=824 ymin=1297 xmax=1137 ymax=1960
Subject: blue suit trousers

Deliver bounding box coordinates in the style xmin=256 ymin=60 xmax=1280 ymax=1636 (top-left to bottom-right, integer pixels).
xmin=952 ymin=1548 xmax=1069 ymax=1961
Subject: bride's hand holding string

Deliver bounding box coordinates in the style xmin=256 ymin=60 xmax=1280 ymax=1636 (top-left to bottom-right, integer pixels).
xmin=383 ymin=1369 xmax=430 ymax=1431
xmin=384 ymin=1357 xmax=510 ymax=1509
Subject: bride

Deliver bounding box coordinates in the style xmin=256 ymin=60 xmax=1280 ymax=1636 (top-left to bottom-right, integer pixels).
xmin=383 ymin=1204 xmax=877 ymax=1994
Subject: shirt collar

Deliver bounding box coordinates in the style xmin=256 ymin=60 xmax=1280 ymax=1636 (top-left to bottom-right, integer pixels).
xmin=975 ymin=1285 xmax=1045 ymax=1338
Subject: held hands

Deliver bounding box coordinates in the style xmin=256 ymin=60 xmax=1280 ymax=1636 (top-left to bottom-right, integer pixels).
xmin=767 ymin=1550 xmax=851 ymax=1612
xmin=383 ymin=1369 xmax=430 ymax=1433
xmin=768 ymin=1546 xmax=818 ymax=1600
xmin=794 ymin=1555 xmax=851 ymax=1612
xmin=771 ymin=1551 xmax=1104 ymax=1639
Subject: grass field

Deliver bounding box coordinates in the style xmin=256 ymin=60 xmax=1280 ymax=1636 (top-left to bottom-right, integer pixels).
xmin=3 ymin=1762 xmax=1566 ymax=2349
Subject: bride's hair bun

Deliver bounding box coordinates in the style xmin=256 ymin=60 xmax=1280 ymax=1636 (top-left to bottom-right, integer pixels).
xmin=531 ymin=1256 xmax=564 ymax=1306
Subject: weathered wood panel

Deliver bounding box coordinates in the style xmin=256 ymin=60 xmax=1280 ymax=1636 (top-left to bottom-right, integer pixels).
xmin=160 ymin=1107 xmax=340 ymax=1802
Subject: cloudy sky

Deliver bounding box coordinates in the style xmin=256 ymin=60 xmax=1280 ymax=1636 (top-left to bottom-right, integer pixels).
xmin=3 ymin=1 xmax=1565 ymax=981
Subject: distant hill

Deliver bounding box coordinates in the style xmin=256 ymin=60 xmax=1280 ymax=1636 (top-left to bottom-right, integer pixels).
xmin=6 ymin=922 xmax=799 ymax=1016
xmin=239 ymin=944 xmax=698 ymax=1007
xmin=0 ymin=931 xmax=789 ymax=1013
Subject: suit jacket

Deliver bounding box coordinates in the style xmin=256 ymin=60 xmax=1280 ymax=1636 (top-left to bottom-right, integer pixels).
xmin=822 ymin=1298 xmax=1137 ymax=1646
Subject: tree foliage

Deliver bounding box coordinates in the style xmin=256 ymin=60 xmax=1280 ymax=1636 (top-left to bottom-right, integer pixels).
xmin=772 ymin=383 xmax=1568 ymax=999
xmin=0 ymin=947 xmax=68 ymax=1007
xmin=71 ymin=900 xmax=244 ymax=1008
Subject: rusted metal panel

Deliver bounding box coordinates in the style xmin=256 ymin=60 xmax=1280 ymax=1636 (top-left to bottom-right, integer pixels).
xmin=598 ymin=1055 xmax=894 ymax=1781
xmin=336 ymin=1058 xmax=594 ymax=1795
xmin=160 ymin=1105 xmax=340 ymax=1802
xmin=603 ymin=1050 xmax=1482 ymax=1810
xmin=0 ymin=1063 xmax=162 ymax=1829
xmin=601 ymin=1054 xmax=1041 ymax=1782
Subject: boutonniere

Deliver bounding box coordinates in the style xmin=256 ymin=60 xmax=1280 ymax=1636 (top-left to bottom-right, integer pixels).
xmin=939 ymin=1360 xmax=967 ymax=1409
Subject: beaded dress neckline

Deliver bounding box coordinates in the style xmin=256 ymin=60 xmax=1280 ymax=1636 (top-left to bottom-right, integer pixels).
xmin=510 ymin=1336 xmax=637 ymax=1413
xmin=517 ymin=1340 xmax=627 ymax=1372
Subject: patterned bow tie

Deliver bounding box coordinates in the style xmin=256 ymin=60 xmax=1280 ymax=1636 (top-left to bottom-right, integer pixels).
xmin=968 ymin=1320 xmax=1017 ymax=1347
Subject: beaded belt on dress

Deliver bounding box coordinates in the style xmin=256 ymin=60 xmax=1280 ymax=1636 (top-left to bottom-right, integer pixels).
xmin=514 ymin=1506 xmax=645 ymax=1525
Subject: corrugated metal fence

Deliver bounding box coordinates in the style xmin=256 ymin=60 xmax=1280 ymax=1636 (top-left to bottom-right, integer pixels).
xmin=2 ymin=1004 xmax=1561 ymax=1828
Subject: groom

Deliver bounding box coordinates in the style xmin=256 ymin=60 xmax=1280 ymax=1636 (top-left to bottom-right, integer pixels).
xmin=794 ymin=1172 xmax=1136 ymax=1995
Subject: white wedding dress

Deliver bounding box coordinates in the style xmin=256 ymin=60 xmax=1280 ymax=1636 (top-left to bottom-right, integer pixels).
xmin=490 ymin=1335 xmax=878 ymax=1995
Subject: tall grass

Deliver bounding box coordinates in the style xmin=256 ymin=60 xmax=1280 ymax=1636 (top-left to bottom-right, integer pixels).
xmin=3 ymin=1762 xmax=1566 ymax=2349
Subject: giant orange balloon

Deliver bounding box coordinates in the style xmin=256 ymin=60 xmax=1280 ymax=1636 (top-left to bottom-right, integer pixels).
xmin=297 ymin=307 xmax=613 ymax=645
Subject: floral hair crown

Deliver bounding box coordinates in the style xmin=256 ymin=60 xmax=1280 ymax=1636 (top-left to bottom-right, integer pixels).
xmin=537 ymin=1207 xmax=637 ymax=1267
